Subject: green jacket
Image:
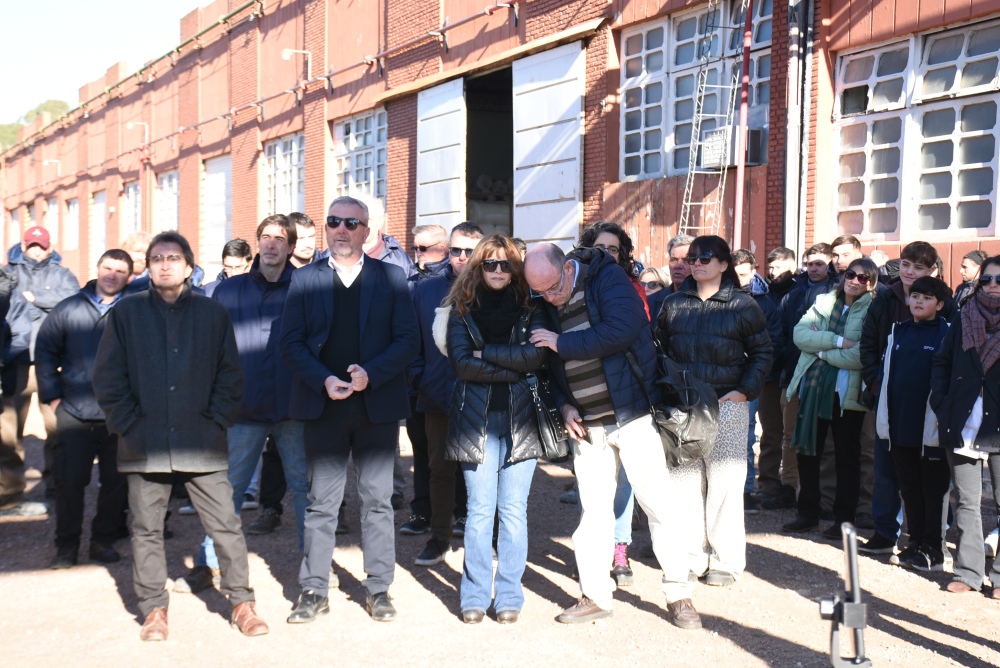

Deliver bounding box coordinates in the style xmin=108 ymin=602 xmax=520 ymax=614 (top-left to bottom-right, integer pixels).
xmin=786 ymin=290 xmax=873 ymax=413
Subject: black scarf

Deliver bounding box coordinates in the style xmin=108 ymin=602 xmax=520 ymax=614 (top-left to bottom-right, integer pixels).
xmin=471 ymin=285 xmax=521 ymax=344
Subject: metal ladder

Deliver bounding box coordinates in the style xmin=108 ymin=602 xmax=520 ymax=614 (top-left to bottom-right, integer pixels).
xmin=678 ymin=0 xmax=751 ymax=240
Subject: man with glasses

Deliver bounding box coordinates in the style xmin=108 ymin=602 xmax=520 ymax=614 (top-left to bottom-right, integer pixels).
xmin=405 ymin=222 xmax=482 ymax=563
xmin=524 ymin=243 xmax=700 ymax=630
xmin=411 ymin=224 xmax=450 ymax=277
xmin=93 ymin=232 xmax=267 ymax=641
xmin=281 ymin=196 xmax=418 ymax=624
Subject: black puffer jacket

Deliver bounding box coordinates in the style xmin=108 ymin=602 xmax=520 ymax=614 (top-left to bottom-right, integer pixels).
xmin=655 ymin=276 xmax=772 ymax=401
xmin=445 ymin=303 xmax=549 ymax=465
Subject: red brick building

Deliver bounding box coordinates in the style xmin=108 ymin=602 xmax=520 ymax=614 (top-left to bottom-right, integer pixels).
xmin=3 ymin=0 xmax=1000 ymax=285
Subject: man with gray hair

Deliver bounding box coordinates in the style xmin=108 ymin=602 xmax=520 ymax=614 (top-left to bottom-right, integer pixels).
xmin=411 ymin=224 xmax=449 ymax=277
xmin=647 ymin=233 xmax=694 ymax=323
xmin=524 ymin=242 xmax=699 ymax=630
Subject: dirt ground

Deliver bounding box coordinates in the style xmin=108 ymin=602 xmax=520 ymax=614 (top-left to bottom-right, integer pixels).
xmin=3 ymin=405 xmax=1000 ymax=668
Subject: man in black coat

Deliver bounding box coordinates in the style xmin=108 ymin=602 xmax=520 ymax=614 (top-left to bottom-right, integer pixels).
xmin=281 ymin=196 xmax=419 ymax=624
xmin=93 ymin=232 xmax=268 ymax=641
xmin=36 ymin=250 xmax=133 ymax=569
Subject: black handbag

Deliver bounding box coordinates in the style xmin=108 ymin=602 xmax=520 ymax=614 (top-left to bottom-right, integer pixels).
xmin=626 ymin=347 xmax=719 ymax=468
xmin=526 ymin=373 xmax=570 ymax=461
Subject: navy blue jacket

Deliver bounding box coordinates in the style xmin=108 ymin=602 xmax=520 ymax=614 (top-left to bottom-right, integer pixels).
xmin=4 ymin=244 xmax=80 ymax=362
xmin=885 ymin=318 xmax=949 ymax=447
xmin=540 ymin=248 xmax=660 ymax=426
xmin=745 ymin=272 xmax=784 ymax=383
xmin=280 ymin=256 xmax=419 ymax=423
xmin=412 ymin=265 xmax=458 ymax=414
xmin=35 ymin=282 xmax=117 ymax=421
xmin=213 ymin=257 xmax=296 ymax=424
xmin=408 ymin=256 xmax=450 ymax=291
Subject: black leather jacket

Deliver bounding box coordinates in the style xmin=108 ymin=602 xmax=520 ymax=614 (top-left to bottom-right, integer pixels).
xmin=445 ymin=302 xmax=549 ymax=465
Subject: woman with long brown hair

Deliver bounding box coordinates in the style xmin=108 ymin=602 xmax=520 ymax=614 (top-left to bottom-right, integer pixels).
xmin=439 ymin=234 xmax=550 ymax=624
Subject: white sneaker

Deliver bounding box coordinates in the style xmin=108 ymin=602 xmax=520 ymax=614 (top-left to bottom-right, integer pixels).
xmin=241 ymin=493 xmax=259 ymax=511
xmin=985 ymin=527 xmax=999 ymax=559
xmin=178 ymin=504 xmax=196 ymax=515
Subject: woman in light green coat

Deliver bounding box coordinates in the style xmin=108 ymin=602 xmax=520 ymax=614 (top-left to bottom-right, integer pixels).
xmin=782 ymin=258 xmax=879 ymax=539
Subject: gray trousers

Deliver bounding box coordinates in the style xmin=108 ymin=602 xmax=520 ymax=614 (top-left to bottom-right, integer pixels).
xmin=947 ymin=450 xmax=1000 ymax=590
xmin=128 ymin=471 xmax=254 ymax=616
xmin=300 ymin=400 xmax=397 ymax=597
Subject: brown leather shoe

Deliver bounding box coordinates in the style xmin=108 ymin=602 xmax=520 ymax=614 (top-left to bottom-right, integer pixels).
xmin=668 ymin=598 xmax=702 ymax=630
xmin=946 ymin=580 xmax=976 ymax=593
xmin=231 ymin=601 xmax=269 ymax=636
xmin=139 ymin=608 xmax=168 ymax=641
xmin=555 ymin=596 xmax=612 ymax=624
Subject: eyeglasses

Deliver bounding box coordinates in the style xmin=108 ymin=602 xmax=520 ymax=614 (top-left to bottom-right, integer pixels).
xmin=594 ymin=244 xmax=620 ymax=256
xmin=415 ymin=242 xmax=444 ymax=253
xmin=529 ymin=266 xmax=567 ymax=298
xmin=450 ymin=247 xmax=475 ymax=258
xmin=149 ymin=254 xmax=184 ymax=265
xmin=640 ymin=281 xmax=663 ymax=290
xmin=684 ymin=252 xmax=716 ymax=266
xmin=844 ymin=269 xmax=871 ymax=285
xmin=482 ymin=259 xmax=512 ymax=274
xmin=326 ymin=216 xmax=367 ymax=231
xmin=979 ymin=274 xmax=1000 ymax=286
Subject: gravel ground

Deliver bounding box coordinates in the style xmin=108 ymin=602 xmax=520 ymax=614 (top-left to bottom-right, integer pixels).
xmin=3 ymin=408 xmax=1000 ymax=668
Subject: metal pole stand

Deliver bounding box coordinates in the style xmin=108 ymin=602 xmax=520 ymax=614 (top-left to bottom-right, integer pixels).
xmin=818 ymin=522 xmax=873 ymax=667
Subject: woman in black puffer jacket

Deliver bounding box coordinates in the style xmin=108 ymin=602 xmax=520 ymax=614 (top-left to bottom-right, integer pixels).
xmin=655 ymin=235 xmax=772 ymax=587
xmin=441 ymin=234 xmax=549 ymax=624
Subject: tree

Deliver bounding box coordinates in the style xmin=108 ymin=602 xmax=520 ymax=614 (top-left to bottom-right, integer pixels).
xmin=0 ymin=100 xmax=71 ymax=149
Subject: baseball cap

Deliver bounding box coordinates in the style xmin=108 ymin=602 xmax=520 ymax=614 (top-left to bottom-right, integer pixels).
xmin=23 ymin=226 xmax=51 ymax=250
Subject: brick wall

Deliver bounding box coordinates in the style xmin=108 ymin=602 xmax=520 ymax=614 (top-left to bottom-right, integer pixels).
xmin=385 ymin=96 xmax=418 ymax=244
xmin=229 ymin=4 xmax=263 ymax=245
xmin=764 ymin=0 xmax=789 ymax=254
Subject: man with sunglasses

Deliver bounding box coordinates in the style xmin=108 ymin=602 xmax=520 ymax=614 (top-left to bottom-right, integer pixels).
xmin=281 ymin=196 xmax=419 ymax=624
xmin=411 ymin=224 xmax=450 ymax=276
xmin=524 ymin=243 xmax=700 ymax=630
xmin=406 ymin=222 xmax=482 ymax=564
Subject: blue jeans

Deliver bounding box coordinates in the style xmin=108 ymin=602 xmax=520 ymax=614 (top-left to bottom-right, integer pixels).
xmin=613 ymin=465 xmax=634 ymax=545
xmin=460 ymin=411 xmax=537 ymax=613
xmin=198 ymin=420 xmax=308 ymax=568
xmin=872 ymin=436 xmax=902 ymax=539
xmin=745 ymin=398 xmax=759 ymax=493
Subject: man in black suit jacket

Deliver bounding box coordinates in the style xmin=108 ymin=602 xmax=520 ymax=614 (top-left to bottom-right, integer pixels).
xmin=280 ymin=196 xmax=419 ymax=624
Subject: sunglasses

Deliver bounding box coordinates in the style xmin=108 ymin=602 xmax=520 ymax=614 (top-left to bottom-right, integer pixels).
xmin=684 ymin=252 xmax=716 ymax=266
xmin=844 ymin=269 xmax=871 ymax=285
xmin=450 ymin=247 xmax=475 ymax=258
xmin=640 ymin=281 xmax=663 ymax=290
xmin=415 ymin=243 xmax=444 ymax=252
xmin=979 ymin=274 xmax=1000 ymax=286
xmin=482 ymin=259 xmax=512 ymax=274
xmin=326 ymin=216 xmax=367 ymax=231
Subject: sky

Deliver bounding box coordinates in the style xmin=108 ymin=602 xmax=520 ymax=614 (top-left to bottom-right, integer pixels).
xmin=0 ymin=0 xmax=199 ymax=125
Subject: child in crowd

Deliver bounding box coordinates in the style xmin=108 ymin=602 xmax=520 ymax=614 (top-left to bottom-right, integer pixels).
xmin=876 ymin=276 xmax=952 ymax=571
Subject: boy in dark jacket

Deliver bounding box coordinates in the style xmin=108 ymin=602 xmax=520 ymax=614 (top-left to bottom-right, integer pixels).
xmin=876 ymin=276 xmax=951 ymax=571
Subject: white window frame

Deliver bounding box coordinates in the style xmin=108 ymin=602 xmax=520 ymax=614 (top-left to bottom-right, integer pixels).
xmin=619 ymin=1 xmax=773 ymax=181
xmin=331 ymin=109 xmax=388 ymax=204
xmin=122 ymin=181 xmax=141 ymax=237
xmin=155 ymin=170 xmax=179 ymax=233
xmin=265 ymin=132 xmax=305 ymax=215
xmin=27 ymin=203 xmax=35 ymax=227
xmin=915 ymin=18 xmax=1000 ymax=104
xmin=45 ymin=197 xmax=59 ymax=247
xmin=64 ymin=198 xmax=79 ymax=251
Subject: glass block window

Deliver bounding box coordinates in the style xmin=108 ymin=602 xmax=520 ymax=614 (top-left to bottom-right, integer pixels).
xmin=45 ymin=197 xmax=59 ymax=247
xmin=155 ymin=170 xmax=179 ymax=233
xmin=835 ymin=114 xmax=904 ymax=236
xmin=621 ymin=24 xmax=667 ymax=178
xmin=836 ymin=44 xmax=910 ymax=116
xmin=728 ymin=0 xmax=774 ymax=52
xmin=918 ymin=22 xmax=1000 ymax=101
xmin=332 ymin=109 xmax=387 ymax=202
xmin=265 ymin=133 xmax=305 ymax=215
xmin=122 ymin=181 xmax=141 ymax=236
xmin=64 ymin=199 xmax=79 ymax=251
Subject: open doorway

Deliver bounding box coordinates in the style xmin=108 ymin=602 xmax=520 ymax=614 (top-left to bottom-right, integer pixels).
xmin=465 ymin=68 xmax=513 ymax=237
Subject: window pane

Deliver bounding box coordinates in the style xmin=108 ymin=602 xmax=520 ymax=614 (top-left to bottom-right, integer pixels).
xmin=625 ymin=57 xmax=643 ymax=78
xmin=675 ymin=43 xmax=694 ymax=66
xmin=872 ymin=117 xmax=902 ymax=144
xmin=755 ymin=19 xmax=772 ymax=44
xmin=968 ymin=25 xmax=1000 ymax=57
xmin=961 ymin=57 xmax=998 ymax=89
xmin=844 ymin=56 xmax=874 ymax=83
xmin=625 ymin=110 xmax=642 ymax=131
xmin=646 ymin=82 xmax=663 ymax=104
xmin=922 ymin=108 xmax=956 ymax=137
xmin=870 ymin=207 xmax=898 ymax=234
xmin=675 ymin=98 xmax=694 ymax=122
xmin=928 ymin=35 xmax=964 ymax=65
xmin=646 ymin=51 xmax=664 ymax=73
xmin=841 ymin=124 xmax=867 ymax=149
xmin=674 ymin=147 xmax=691 ymax=170
xmin=872 ymin=79 xmax=904 ymax=107
xmin=759 ymin=0 xmax=774 ymax=14
xmin=841 ymin=87 xmax=869 ymax=115
xmin=703 ymin=93 xmax=718 ymax=115
xmin=922 ymin=67 xmax=957 ymax=96
xmin=870 ymin=177 xmax=899 ymax=204
xmin=877 ymin=48 xmax=908 ymax=76
xmin=958 ymin=200 xmax=993 ymax=228
xmin=675 ymin=123 xmax=692 ymax=145
xmin=624 ymin=88 xmax=642 ymax=108
xmin=838 ymin=182 xmax=865 ymax=207
xmin=960 ymin=135 xmax=996 ymax=164
xmin=647 ymin=27 xmax=664 ymax=50
xmin=625 ymin=34 xmax=643 ymax=56
xmin=917 ymin=203 xmax=951 ymax=230
xmin=840 ymin=152 xmax=866 ymax=178
xmin=676 ymin=74 xmax=694 ymax=97
xmin=676 ymin=17 xmax=696 ymax=42
xmin=959 ymin=167 xmax=994 ymax=196
xmin=919 ymin=172 xmax=952 ymax=199
xmin=757 ymin=54 xmax=772 ymax=78
xmin=872 ymin=147 xmax=900 ymax=174
xmin=921 ymin=141 xmax=954 ymax=168
xmin=624 ymin=133 xmax=641 ymax=153
xmin=645 ymin=129 xmax=662 ymax=150
xmin=961 ymin=100 xmax=998 ymax=132
xmin=624 ymin=155 xmax=641 ymax=176
xmin=644 ymin=153 xmax=662 ymax=173
xmin=757 ymin=82 xmax=770 ymax=107
xmin=645 ymin=106 xmax=662 ymax=126
xmin=838 ymin=210 xmax=864 ymax=234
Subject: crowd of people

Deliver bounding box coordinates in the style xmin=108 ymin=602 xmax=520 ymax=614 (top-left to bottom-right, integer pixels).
xmin=0 ymin=199 xmax=998 ymax=641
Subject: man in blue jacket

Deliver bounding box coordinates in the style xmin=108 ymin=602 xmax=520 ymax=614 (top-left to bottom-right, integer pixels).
xmin=174 ymin=214 xmax=310 ymax=595
xmin=35 ymin=249 xmax=132 ymax=567
xmin=281 ymin=196 xmax=419 ymax=624
xmin=525 ymin=243 xmax=700 ymax=630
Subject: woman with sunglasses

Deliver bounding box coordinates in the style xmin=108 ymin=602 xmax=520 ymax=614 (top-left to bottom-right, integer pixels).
xmin=440 ymin=234 xmax=549 ymax=624
xmin=931 ymin=256 xmax=1000 ymax=596
xmin=655 ymin=235 xmax=772 ymax=588
xmin=783 ymin=258 xmax=878 ymax=539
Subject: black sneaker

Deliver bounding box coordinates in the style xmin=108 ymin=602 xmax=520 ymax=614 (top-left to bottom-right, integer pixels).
xmin=390 ymin=492 xmax=404 ymax=510
xmin=414 ymin=537 xmax=451 ymax=566
xmin=335 ymin=504 xmax=349 ymax=535
xmin=782 ymin=516 xmax=819 ymax=533
xmin=50 ymin=544 xmax=78 ymax=569
xmin=452 ymin=517 xmax=467 ymax=538
xmin=247 ymin=507 xmax=282 ymax=535
xmin=858 ymin=533 xmax=897 ymax=555
xmin=821 ymin=523 xmax=844 ymax=541
xmin=890 ymin=545 xmax=920 ymax=568
xmin=760 ymin=485 xmax=796 ymax=510
xmin=744 ymin=492 xmax=761 ymax=515
xmin=400 ymin=514 xmax=430 ymax=535
xmin=910 ymin=545 xmax=945 ymax=572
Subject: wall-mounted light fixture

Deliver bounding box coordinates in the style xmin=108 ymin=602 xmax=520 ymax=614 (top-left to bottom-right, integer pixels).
xmin=282 ymin=48 xmax=312 ymax=81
